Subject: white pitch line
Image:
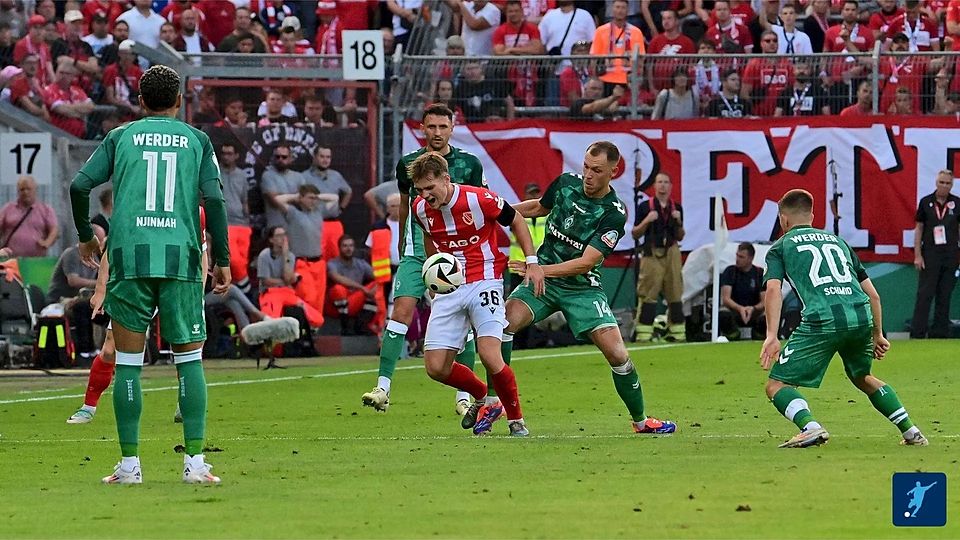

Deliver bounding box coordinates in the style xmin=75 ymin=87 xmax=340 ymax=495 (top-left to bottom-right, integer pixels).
xmin=0 ymin=342 xmax=708 ymax=405
xmin=2 ymin=432 xmax=956 ymax=444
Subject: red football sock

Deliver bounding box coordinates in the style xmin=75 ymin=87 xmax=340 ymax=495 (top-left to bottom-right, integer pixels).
xmin=442 ymin=362 xmax=487 ymax=401
xmin=84 ymin=355 xmax=115 ymax=407
xmin=491 ymin=365 xmax=522 ymax=421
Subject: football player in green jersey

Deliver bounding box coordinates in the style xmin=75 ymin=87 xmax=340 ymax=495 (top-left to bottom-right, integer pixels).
xmin=362 ymin=104 xmax=487 ymax=417
xmin=761 ymin=189 xmax=928 ymax=448
xmin=504 ymin=142 xmax=677 ymax=435
xmin=70 ymin=65 xmax=232 ymax=484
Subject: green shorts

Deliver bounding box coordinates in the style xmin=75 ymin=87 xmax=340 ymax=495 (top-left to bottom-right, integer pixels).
xmin=105 ymin=278 xmax=206 ymax=345
xmin=392 ymin=255 xmax=427 ymax=300
xmin=508 ymin=280 xmax=618 ymax=341
xmin=769 ymin=325 xmax=874 ymax=388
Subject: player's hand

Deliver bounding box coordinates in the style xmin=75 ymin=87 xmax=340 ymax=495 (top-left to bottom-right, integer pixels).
xmin=645 ymin=211 xmax=659 ymax=223
xmin=740 ymin=306 xmax=753 ymax=324
xmin=671 ymin=210 xmax=681 ymax=221
xmin=212 ymin=265 xmax=232 ymax=295
xmin=914 ymin=255 xmax=925 ymax=271
xmin=873 ymin=333 xmax=891 ymax=359
xmin=508 ymin=259 xmax=527 ymax=276
xmin=78 ymin=237 xmax=102 ymax=269
xmin=759 ymin=335 xmax=781 ymax=370
xmin=524 ymin=263 xmax=546 ymax=296
xmin=90 ymin=287 xmax=106 ymax=318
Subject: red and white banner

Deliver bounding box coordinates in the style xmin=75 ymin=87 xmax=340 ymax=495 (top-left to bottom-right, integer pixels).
xmin=404 ymin=117 xmax=960 ymax=262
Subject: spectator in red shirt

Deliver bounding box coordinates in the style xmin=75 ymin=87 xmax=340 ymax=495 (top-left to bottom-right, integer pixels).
xmin=314 ymin=2 xmax=341 ymax=55
xmin=647 ymin=9 xmax=696 ymax=92
xmin=82 ymin=0 xmax=126 ymax=33
xmin=824 ymin=0 xmax=875 ymax=82
xmin=885 ymin=0 xmax=940 ymax=52
xmin=102 ymin=39 xmax=143 ymax=121
xmin=840 ymin=79 xmax=874 ymax=115
xmin=879 ymin=31 xmax=940 ymax=114
xmin=7 ymin=53 xmax=49 ymax=120
xmin=51 ymin=10 xmax=100 ymax=93
xmin=195 ymin=0 xmax=235 ymax=48
xmin=13 ymin=14 xmax=53 ymax=86
xmin=947 ymin=0 xmax=960 ymax=50
xmin=704 ymin=0 xmax=753 ymax=53
xmin=44 ymin=57 xmax=94 ymax=138
xmin=558 ymin=39 xmax=592 ymax=107
xmin=271 ymin=18 xmax=315 ymax=54
xmin=493 ymin=0 xmax=544 ymax=107
xmin=335 ymin=0 xmax=378 ymax=31
xmin=740 ymin=30 xmax=794 ymax=116
xmin=160 ymin=0 xmax=193 ymax=29
xmin=869 ymin=0 xmax=904 ymax=41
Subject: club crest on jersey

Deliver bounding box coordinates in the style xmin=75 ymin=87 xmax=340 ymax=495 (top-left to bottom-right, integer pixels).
xmin=563 ymin=216 xmax=575 ymax=229
xmin=601 ymin=230 xmax=619 ymax=248
xmin=462 ymin=212 xmax=474 ymax=226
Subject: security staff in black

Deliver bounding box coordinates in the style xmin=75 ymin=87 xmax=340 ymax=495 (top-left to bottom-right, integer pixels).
xmin=911 ymin=170 xmax=960 ymax=338
xmin=632 ymin=173 xmax=685 ymax=342
xmin=719 ymin=242 xmax=766 ymax=339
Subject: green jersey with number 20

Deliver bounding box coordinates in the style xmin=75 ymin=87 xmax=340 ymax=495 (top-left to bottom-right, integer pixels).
xmin=77 ymin=116 xmax=221 ymax=283
xmin=538 ymin=173 xmax=627 ymax=290
xmin=763 ymin=226 xmax=872 ymax=332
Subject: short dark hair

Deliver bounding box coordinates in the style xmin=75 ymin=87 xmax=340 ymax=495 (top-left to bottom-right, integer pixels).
xmin=274 ymin=141 xmax=294 ymax=153
xmin=139 ymin=65 xmax=181 ymax=111
xmin=587 ymin=141 xmax=620 ymax=164
xmin=220 ymin=142 xmax=238 ymax=154
xmin=422 ymin=103 xmax=454 ymax=122
xmin=114 ymin=20 xmax=129 ymax=29
xmin=299 ymin=183 xmax=320 ymax=196
xmin=844 ymin=0 xmax=859 ymax=9
xmin=779 ymin=189 xmax=814 ymax=215
xmin=338 ymin=234 xmax=355 ymax=246
xmin=722 ymin=68 xmax=739 ymax=81
xmin=266 ymin=226 xmax=284 ymax=239
xmin=737 ymin=242 xmax=755 ymax=257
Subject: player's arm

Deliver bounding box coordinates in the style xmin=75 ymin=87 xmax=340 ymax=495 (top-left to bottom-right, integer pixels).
xmin=199 ymin=137 xmax=231 ymax=294
xmin=328 ymin=268 xmax=368 ymax=291
xmin=90 ymin=245 xmax=109 ymax=317
xmin=512 ymin=198 xmax=550 ymax=218
xmin=502 ymin=202 xmax=545 ymax=295
xmin=398 ymin=192 xmax=411 ymax=255
xmin=760 ymin=278 xmax=783 ymax=370
xmin=720 ymin=284 xmax=739 ymax=311
xmin=913 ymin=221 xmax=924 ymax=270
xmin=539 ymin=245 xmax=604 ymax=278
xmin=70 ymin=134 xmax=115 ymax=266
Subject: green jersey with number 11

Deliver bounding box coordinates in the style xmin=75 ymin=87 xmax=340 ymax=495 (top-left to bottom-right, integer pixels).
xmin=763 ymin=226 xmax=872 ymax=332
xmin=75 ymin=116 xmax=222 ymax=283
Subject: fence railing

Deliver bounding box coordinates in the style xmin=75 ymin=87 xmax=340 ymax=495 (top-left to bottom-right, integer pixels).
xmin=393 ymin=47 xmax=960 ymax=120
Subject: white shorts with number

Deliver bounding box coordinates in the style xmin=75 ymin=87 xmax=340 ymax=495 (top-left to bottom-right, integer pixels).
xmin=424 ymin=279 xmax=506 ymax=351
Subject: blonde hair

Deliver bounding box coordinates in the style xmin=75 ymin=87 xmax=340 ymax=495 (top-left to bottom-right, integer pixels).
xmin=407 ymin=152 xmax=448 ymax=182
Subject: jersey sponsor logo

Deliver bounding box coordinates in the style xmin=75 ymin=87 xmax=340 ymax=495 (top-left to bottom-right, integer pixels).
xmin=442 ymin=235 xmax=481 ymax=248
xmin=548 ymin=221 xmax=585 ymax=251
xmin=462 ymin=212 xmax=474 ymax=226
xmin=778 ymin=344 xmax=795 ymax=364
xmin=601 ymin=230 xmax=619 ymax=249
xmin=136 ymin=216 xmax=177 ymax=228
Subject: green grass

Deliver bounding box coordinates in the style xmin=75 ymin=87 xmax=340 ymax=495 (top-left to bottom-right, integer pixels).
xmin=0 ymin=340 xmax=957 ymax=539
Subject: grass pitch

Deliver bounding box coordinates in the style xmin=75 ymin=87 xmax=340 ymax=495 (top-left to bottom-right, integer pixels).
xmin=0 ymin=340 xmax=957 ymax=539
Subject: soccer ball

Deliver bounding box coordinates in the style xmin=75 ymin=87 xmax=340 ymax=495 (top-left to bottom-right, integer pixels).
xmin=422 ymin=252 xmax=465 ymax=294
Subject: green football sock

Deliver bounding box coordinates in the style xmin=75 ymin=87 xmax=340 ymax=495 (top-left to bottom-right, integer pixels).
xmin=772 ymin=387 xmax=817 ymax=429
xmin=868 ymin=385 xmax=914 ymax=433
xmin=176 ymin=359 xmax=207 ymax=456
xmin=611 ymin=360 xmax=645 ymax=422
xmin=113 ymin=364 xmax=143 ymax=457
xmin=455 ymin=336 xmax=477 ymax=371
xmin=377 ymin=320 xmax=408 ymax=379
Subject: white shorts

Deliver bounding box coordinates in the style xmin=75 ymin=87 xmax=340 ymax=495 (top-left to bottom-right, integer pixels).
xmin=424 ymin=279 xmax=506 ymax=351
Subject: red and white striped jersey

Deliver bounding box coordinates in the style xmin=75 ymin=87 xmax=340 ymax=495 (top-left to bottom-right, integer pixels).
xmin=413 ymin=184 xmax=508 ymax=283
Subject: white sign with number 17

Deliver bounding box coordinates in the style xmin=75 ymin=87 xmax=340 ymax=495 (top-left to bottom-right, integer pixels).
xmin=0 ymin=132 xmax=52 ymax=185
xmin=341 ymin=30 xmax=385 ymax=81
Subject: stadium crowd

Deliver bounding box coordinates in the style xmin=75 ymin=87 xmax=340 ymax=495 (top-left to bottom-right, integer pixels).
xmin=2 ymin=0 xmax=959 ymax=359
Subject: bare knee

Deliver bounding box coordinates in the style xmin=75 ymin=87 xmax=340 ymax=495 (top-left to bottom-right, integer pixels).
xmin=765 ymin=379 xmax=786 ymax=400
xmin=850 ymin=374 xmax=883 ymax=394
xmin=591 ymin=326 xmax=629 ymax=366
xmin=504 ymin=299 xmax=532 ymax=335
xmin=424 ymin=352 xmax=453 ymax=381
xmin=390 ymin=297 xmax=416 ymax=326
xmin=101 ymin=332 xmax=116 ymax=363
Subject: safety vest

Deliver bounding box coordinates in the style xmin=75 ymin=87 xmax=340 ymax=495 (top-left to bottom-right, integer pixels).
xmin=509 ymin=216 xmax=547 ymax=270
xmin=369 ymin=228 xmax=392 ymax=283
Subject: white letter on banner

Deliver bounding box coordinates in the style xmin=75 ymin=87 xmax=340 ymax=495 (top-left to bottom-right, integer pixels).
xmin=783 ymin=125 xmax=898 ymax=247
xmin=901 ymin=128 xmax=960 ymax=247
xmin=667 ymin=130 xmax=778 ymax=252
xmin=548 ymin=131 xmax=654 ymax=251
